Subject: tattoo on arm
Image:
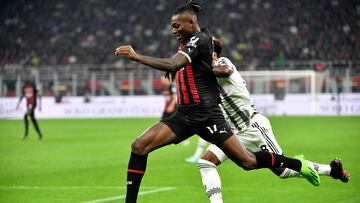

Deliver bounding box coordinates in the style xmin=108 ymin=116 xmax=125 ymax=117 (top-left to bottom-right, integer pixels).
xmin=137 ymin=53 xmax=188 ymax=72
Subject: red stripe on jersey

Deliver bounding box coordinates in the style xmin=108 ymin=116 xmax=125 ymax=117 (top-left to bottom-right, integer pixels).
xmin=270 ymin=153 xmax=275 ymax=167
xmin=175 ymin=45 xmax=184 ymax=105
xmin=127 ymin=169 xmax=145 ymax=175
xmin=175 ymin=71 xmax=181 ymax=104
xmin=179 ymin=69 xmax=189 ymax=104
xmin=185 ymin=65 xmax=200 ymax=103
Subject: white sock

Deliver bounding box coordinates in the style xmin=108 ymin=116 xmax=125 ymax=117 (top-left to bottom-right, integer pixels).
xmin=198 ymin=159 xmax=223 ymax=203
xmin=194 ymin=138 xmax=207 ymax=157
xmin=308 ymin=161 xmax=331 ymax=175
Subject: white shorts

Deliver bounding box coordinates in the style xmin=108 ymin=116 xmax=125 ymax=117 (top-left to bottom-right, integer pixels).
xmin=207 ymin=114 xmax=283 ymax=163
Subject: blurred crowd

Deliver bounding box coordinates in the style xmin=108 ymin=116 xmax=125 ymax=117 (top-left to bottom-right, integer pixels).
xmin=1 ymin=0 xmax=359 ymax=69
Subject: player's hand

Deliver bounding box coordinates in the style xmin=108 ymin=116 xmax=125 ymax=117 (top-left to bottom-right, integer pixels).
xmin=114 ymin=45 xmax=140 ymax=61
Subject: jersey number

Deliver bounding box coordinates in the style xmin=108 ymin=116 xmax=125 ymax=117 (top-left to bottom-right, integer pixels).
xmin=187 ymin=36 xmax=199 ymax=47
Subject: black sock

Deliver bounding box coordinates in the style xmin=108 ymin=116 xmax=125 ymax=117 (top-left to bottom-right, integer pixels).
xmin=126 ymin=152 xmax=148 ymax=203
xmin=24 ymin=115 xmax=29 ymax=135
xmin=254 ymin=151 xmax=301 ymax=172
xmin=30 ymin=115 xmax=42 ymax=138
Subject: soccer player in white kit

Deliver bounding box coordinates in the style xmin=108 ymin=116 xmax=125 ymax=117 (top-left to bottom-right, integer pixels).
xmin=197 ymin=38 xmax=350 ymax=203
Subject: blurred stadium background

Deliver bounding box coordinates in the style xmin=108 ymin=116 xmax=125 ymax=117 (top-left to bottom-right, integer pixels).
xmin=1 ymin=0 xmax=359 ymax=102
xmin=0 ymin=0 xmax=360 ymax=203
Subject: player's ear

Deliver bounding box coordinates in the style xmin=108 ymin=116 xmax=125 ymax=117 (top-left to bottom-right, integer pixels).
xmin=189 ymin=19 xmax=194 ymax=28
xmin=212 ymin=52 xmax=217 ymax=64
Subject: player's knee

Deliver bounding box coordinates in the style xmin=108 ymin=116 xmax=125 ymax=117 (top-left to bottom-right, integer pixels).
xmin=201 ymin=151 xmax=222 ymax=165
xmin=131 ymin=138 xmax=147 ymax=156
xmin=197 ymin=158 xmax=217 ymax=168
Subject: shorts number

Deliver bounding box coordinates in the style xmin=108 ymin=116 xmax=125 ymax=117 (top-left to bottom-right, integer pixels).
xmin=260 ymin=145 xmax=269 ymax=152
xmin=206 ymin=125 xmax=218 ymax=134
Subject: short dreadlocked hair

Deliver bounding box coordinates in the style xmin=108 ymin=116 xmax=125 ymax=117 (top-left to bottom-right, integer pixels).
xmin=173 ymin=1 xmax=202 ymax=15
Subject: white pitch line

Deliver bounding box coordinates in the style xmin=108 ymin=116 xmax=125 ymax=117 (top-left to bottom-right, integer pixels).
xmin=0 ymin=186 xmax=123 ymax=190
xmin=81 ymin=187 xmax=176 ymax=203
xmin=0 ymin=186 xmax=166 ymax=190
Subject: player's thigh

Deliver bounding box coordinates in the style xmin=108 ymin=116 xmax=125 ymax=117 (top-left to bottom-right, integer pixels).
xmin=253 ymin=114 xmax=283 ymax=154
xmin=161 ymin=111 xmax=194 ymax=143
xmin=195 ymin=108 xmax=257 ymax=167
xmin=205 ymin=134 xmax=256 ymax=164
xmin=132 ymin=122 xmax=178 ymax=155
xmin=244 ymin=114 xmax=283 ymax=154
xmin=217 ymin=135 xmax=257 ymax=169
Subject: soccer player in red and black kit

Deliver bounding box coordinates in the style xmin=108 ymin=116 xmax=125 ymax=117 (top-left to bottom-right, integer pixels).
xmin=115 ymin=2 xmax=319 ymax=202
xmin=16 ymin=76 xmax=43 ymax=140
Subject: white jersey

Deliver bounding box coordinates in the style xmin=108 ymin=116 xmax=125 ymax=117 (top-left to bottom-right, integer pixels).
xmin=215 ymin=57 xmax=256 ymax=132
xmin=207 ymin=57 xmax=282 ymax=163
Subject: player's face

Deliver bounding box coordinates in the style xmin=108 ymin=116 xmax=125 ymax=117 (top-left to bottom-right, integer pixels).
xmin=171 ymin=13 xmax=194 ymax=44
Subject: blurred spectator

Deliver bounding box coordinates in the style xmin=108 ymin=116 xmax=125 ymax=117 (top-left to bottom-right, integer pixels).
xmin=0 ymin=0 xmax=359 ymax=69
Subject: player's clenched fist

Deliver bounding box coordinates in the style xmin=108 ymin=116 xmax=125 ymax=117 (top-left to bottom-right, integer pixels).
xmin=114 ymin=45 xmax=140 ymax=61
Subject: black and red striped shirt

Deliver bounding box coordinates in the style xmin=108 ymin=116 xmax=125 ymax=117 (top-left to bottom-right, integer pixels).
xmin=22 ymin=83 xmax=37 ymax=106
xmin=175 ymin=29 xmax=221 ymax=110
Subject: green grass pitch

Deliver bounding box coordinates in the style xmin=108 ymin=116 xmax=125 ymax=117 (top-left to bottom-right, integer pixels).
xmin=0 ymin=116 xmax=359 ymax=203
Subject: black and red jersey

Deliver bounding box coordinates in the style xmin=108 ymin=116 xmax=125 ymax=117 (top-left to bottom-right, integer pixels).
xmin=176 ymin=28 xmax=220 ymax=109
xmin=22 ymin=83 xmax=37 ymax=106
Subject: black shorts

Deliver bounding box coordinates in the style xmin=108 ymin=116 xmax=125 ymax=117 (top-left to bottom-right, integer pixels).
xmin=26 ymin=103 xmax=36 ymax=114
xmin=161 ymin=111 xmax=175 ymax=120
xmin=161 ymin=104 xmax=232 ymax=145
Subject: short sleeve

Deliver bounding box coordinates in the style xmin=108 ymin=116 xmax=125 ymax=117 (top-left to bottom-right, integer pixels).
xmin=178 ymin=34 xmax=205 ymax=63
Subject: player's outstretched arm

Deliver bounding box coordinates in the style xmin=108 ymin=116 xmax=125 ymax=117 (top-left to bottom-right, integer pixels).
xmin=38 ymin=93 xmax=42 ymax=111
xmin=16 ymin=94 xmax=24 ymax=110
xmin=115 ymin=45 xmax=188 ymax=72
